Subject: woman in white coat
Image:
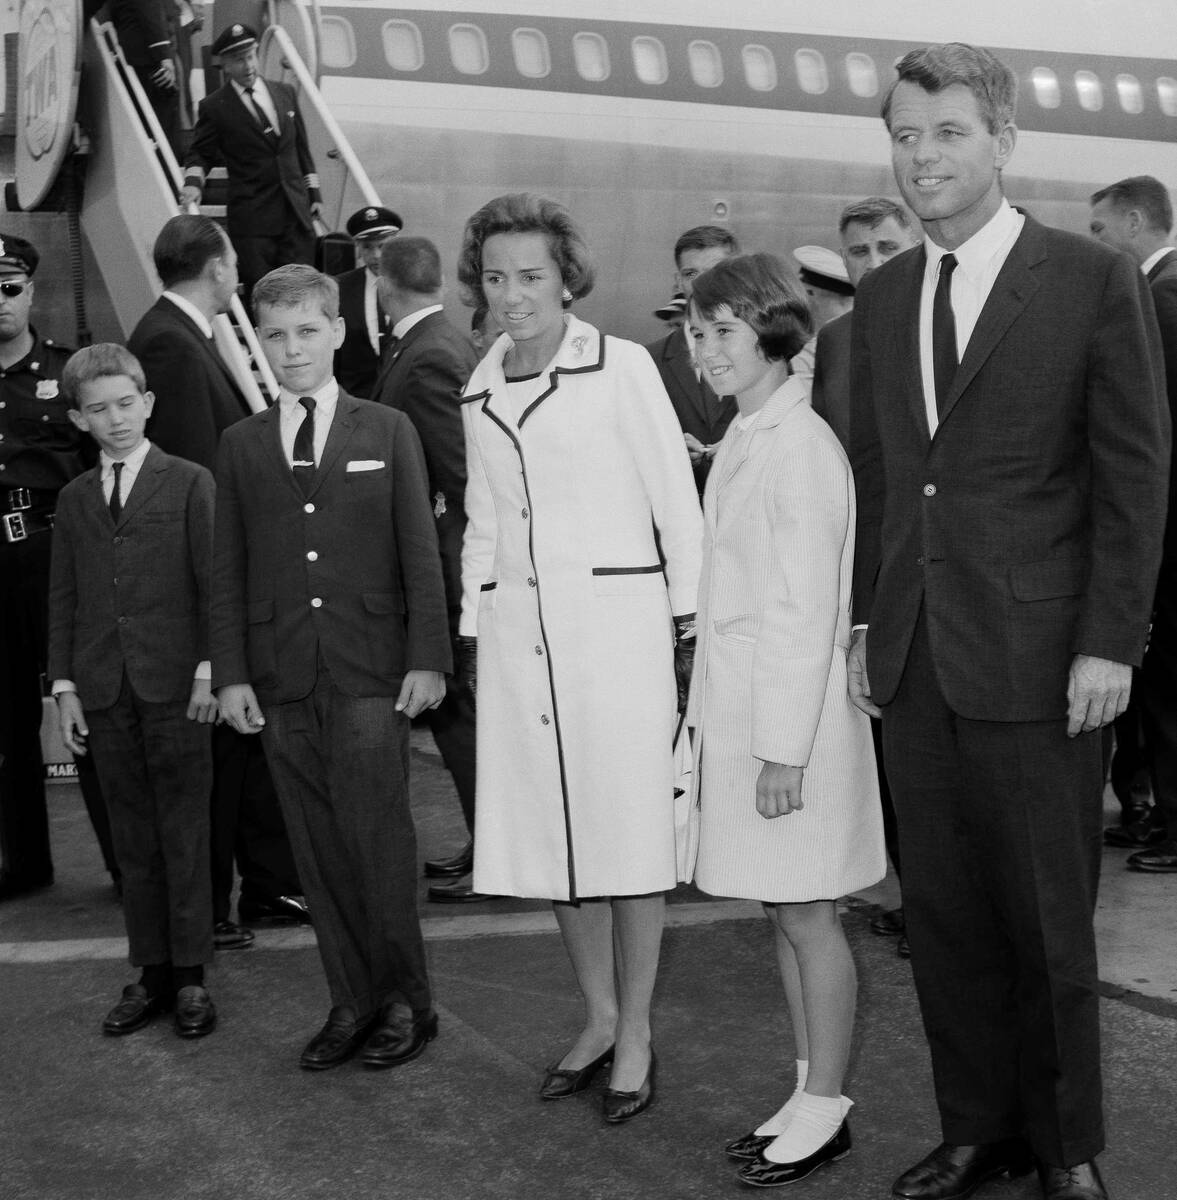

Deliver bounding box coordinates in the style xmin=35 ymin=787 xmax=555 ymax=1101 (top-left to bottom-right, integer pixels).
xmin=685 ymin=254 xmax=885 ymax=1185
xmin=455 ymin=194 xmax=702 ymax=1121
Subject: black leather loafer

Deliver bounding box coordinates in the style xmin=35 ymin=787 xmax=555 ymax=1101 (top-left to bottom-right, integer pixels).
xmin=424 ymin=840 xmax=474 ymax=878
xmin=213 ymin=920 xmax=255 ymax=949
xmin=174 ymin=986 xmax=217 ymax=1038
xmin=1127 ymin=838 xmax=1177 ymax=872
xmin=602 ymin=1051 xmax=656 ymax=1123
xmin=892 ymin=1140 xmax=1035 ymax=1199
xmin=427 ymin=880 xmax=492 ymax=903
xmin=725 ymin=1131 xmax=775 ymax=1162
xmin=238 ymin=894 xmax=311 ymax=924
xmin=102 ymin=984 xmax=172 ymax=1035
xmin=299 ymin=1008 xmax=377 ymax=1070
xmin=539 ymin=1044 xmax=615 ymax=1100
xmin=870 ymin=906 xmax=905 ymax=936
xmin=1037 ymin=1160 xmax=1108 ymax=1199
xmin=361 ymin=1007 xmax=438 ymax=1068
xmin=1104 ymin=814 xmax=1166 ymax=848
xmin=737 ymin=1120 xmax=851 ymax=1187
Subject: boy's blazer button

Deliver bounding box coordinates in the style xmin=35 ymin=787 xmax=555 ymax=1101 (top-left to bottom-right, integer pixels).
xmin=304 ymin=502 xmax=315 ymax=513
xmin=922 ymin=483 xmax=937 ymax=497
xmin=307 ymin=550 xmax=318 ymax=561
xmin=311 ymin=597 xmax=323 ymax=608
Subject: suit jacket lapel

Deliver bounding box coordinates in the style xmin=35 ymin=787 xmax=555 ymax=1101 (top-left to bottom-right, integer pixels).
xmin=117 ymin=444 xmax=168 ymax=527
xmin=255 ymin=405 xmax=301 ymax=498
xmin=1147 ymin=247 xmax=1177 ymax=283
xmin=309 ymin=395 xmax=359 ymax=495
xmin=891 ymin=248 xmax=929 ymax=445
xmin=665 ymin=333 xmax=711 ymax=426
xmin=160 ymin=300 xmax=247 ymax=408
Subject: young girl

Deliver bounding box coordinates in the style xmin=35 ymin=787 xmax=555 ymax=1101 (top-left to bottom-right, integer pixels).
xmin=686 ymin=253 xmax=885 ymax=1186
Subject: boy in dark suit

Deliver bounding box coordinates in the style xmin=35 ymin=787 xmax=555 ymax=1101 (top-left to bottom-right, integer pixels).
xmin=48 ymin=345 xmax=218 ymax=1039
xmin=211 ymin=265 xmax=451 ymax=1071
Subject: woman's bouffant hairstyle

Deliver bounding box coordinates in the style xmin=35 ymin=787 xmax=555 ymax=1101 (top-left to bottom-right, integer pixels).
xmin=457 ymin=193 xmax=595 ymax=308
xmin=690 ymin=253 xmax=813 ymax=363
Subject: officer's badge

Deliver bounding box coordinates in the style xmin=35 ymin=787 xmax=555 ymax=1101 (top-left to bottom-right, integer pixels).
xmin=232 ymin=23 xmax=243 ymax=34
xmin=571 ymin=336 xmax=588 ymax=356
xmin=0 ymin=238 xmax=6 ymax=257
xmin=36 ymin=380 xmax=59 ymax=400
xmin=433 ymin=491 xmax=447 ymax=518
xmin=366 ymin=208 xmax=377 ymax=220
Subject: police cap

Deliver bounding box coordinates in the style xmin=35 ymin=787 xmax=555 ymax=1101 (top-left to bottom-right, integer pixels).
xmin=0 ymin=233 xmax=39 ymax=277
xmin=793 ymin=245 xmax=854 ymax=296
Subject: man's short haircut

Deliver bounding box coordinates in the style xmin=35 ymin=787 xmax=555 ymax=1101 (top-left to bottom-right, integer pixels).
xmin=152 ymin=214 xmax=231 ymax=288
xmin=380 ymin=235 xmax=443 ymax=294
xmin=838 ymin=197 xmax=913 ymax=236
xmin=882 ymin=43 xmax=1018 ymax=135
xmin=252 ymin=264 xmax=340 ymax=321
xmin=458 ymin=192 xmax=595 ymax=308
xmin=62 ymin=343 xmax=147 ymax=409
xmin=690 ymin=252 xmax=813 ymax=364
xmin=1090 ymin=176 xmax=1174 ymax=235
xmin=673 ymin=225 xmax=740 ymax=267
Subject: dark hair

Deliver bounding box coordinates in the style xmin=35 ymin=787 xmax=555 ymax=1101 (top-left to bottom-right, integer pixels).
xmin=881 ymin=43 xmax=1017 ymax=135
xmin=153 ymin=214 xmax=231 ymax=288
xmin=690 ymin=253 xmax=812 ymax=363
xmin=1090 ymin=175 xmax=1174 ymax=235
xmin=62 ymin=343 xmax=146 ymax=408
xmin=252 ymin=264 xmax=339 ymax=321
xmin=838 ymin=197 xmax=913 ymax=236
xmin=380 ymin=235 xmax=442 ymax=294
xmin=457 ymin=193 xmax=594 ymax=308
xmin=674 ymin=224 xmax=740 ymax=266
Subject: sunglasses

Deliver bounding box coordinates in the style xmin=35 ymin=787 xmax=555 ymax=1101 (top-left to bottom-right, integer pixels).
xmin=0 ymin=282 xmax=28 ymax=298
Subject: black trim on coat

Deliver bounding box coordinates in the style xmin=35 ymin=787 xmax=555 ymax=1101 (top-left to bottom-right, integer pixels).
xmin=591 ymin=565 xmax=662 ymax=576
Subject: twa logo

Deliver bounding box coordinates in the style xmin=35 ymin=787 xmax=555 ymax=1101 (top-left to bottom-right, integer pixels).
xmin=23 ymin=7 xmax=63 ymax=159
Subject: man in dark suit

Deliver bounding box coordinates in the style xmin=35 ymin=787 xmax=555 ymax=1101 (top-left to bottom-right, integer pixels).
xmin=848 ymin=45 xmax=1168 ymax=1200
xmin=130 ymin=214 xmax=307 ymax=949
xmin=645 ymin=225 xmax=739 ymax=495
xmin=1089 ymin=175 xmax=1177 ymax=873
xmin=212 ymin=265 xmax=451 ymax=1071
xmin=107 ymin=0 xmax=180 ymax=154
xmin=372 ymin=236 xmax=481 ymax=900
xmin=179 ymin=24 xmax=322 ymax=296
xmin=334 ymin=205 xmax=403 ymax=399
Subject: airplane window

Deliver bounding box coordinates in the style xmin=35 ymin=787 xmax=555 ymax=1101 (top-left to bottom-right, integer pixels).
xmin=795 ymin=49 xmax=829 ymax=95
xmin=1031 ymin=67 xmax=1061 ymax=108
xmin=845 ymin=52 xmax=878 ymax=98
xmin=742 ymin=45 xmax=777 ymax=92
xmin=1158 ymin=77 xmax=1177 ymax=117
xmin=573 ymin=32 xmax=610 ymax=82
xmin=382 ymin=19 xmax=423 ymax=72
xmin=449 ymin=24 xmax=489 ymax=76
xmin=688 ymin=40 xmax=723 ymax=88
xmin=512 ymin=29 xmax=550 ymax=79
xmin=319 ymin=16 xmax=356 ymax=70
xmin=1115 ymin=74 xmax=1143 ymax=114
xmin=1074 ymin=70 xmax=1103 ymax=112
xmin=632 ymin=36 xmax=668 ymax=86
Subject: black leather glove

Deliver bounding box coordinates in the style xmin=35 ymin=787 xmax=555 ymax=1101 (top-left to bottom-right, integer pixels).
xmin=673 ymin=614 xmax=696 ymax=715
xmin=456 ymin=635 xmax=477 ymax=700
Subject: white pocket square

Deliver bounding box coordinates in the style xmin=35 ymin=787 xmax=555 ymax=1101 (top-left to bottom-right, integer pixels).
xmin=347 ymin=460 xmax=385 ymax=472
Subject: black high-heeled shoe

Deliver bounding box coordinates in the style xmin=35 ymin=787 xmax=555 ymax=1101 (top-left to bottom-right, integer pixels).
xmin=725 ymin=1131 xmax=774 ymax=1162
xmin=602 ymin=1049 xmax=656 ymax=1123
xmin=736 ymin=1120 xmax=851 ymax=1187
xmin=539 ymin=1044 xmax=615 ymax=1100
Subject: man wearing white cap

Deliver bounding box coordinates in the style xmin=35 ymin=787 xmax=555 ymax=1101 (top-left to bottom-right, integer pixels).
xmin=788 ymin=245 xmax=855 ymax=383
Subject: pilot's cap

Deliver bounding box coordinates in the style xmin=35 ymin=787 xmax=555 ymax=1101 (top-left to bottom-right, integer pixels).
xmin=211 ymin=24 xmax=259 ymax=58
xmin=346 ymin=206 xmax=404 ymax=240
xmin=793 ymin=245 xmax=854 ymax=295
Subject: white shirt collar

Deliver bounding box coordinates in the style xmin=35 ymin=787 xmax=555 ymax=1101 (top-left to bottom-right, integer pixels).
xmin=100 ymin=437 xmax=152 ymax=477
xmin=391 ymin=303 xmax=443 ymax=341
xmin=1141 ymin=246 xmax=1175 ymax=276
xmin=161 ymin=291 xmax=214 ymax=340
xmin=278 ymin=377 xmax=340 ymax=411
xmin=923 ymin=198 xmax=1021 ymax=281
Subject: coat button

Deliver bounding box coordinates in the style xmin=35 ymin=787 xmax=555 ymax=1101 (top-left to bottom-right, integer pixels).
xmin=540 ymin=714 xmax=550 ymax=725
xmin=527 ymin=577 xmax=536 ymax=587
xmin=916 ymin=556 xmax=925 ymax=565
xmin=307 ymin=550 xmax=318 ymax=561
xmin=535 ymin=645 xmax=543 ymax=655
xmin=922 ymin=483 xmax=936 ymax=497
xmin=304 ymin=502 xmax=315 ymax=513
xmin=113 ymin=535 xmax=123 ymax=544
xmin=118 ymin=616 xmax=128 ymax=625
xmin=311 ymin=597 xmax=323 ymax=608
xmin=521 ymin=507 xmax=529 ymax=518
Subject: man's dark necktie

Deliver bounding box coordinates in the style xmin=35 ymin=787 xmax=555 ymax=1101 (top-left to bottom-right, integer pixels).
xmin=293 ymin=397 xmax=316 ymax=495
xmin=932 ymin=252 xmax=959 ymax=418
xmin=244 ymin=85 xmax=276 ymax=140
xmin=109 ymin=461 xmax=124 ymax=523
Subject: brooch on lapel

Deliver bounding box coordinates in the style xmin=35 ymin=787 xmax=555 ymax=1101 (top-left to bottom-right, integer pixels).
xmin=433 ymin=491 xmax=447 ymax=518
xmin=571 ymin=335 xmax=588 ymax=356
xmin=36 ymin=380 xmax=59 ymax=400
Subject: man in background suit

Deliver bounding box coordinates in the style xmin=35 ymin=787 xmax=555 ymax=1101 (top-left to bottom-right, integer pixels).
xmin=1089 ymin=175 xmax=1177 ymax=873
xmin=645 ymin=225 xmax=739 ymax=496
xmin=212 ymin=265 xmax=451 ymax=1071
xmin=107 ymin=0 xmax=181 ymax=154
xmin=372 ymin=236 xmax=480 ymax=900
xmin=334 ymin=205 xmax=402 ymax=398
xmin=849 ymin=45 xmax=1168 ymax=1200
xmin=179 ymin=24 xmax=322 ymax=295
xmin=130 ymin=215 xmax=306 ymax=949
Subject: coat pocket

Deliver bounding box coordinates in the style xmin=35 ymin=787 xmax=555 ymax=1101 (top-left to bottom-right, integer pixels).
xmin=713 ymin=612 xmax=758 ymax=644
xmin=1008 ymin=558 xmax=1088 ymax=602
xmin=245 ymin=599 xmax=277 ymax=686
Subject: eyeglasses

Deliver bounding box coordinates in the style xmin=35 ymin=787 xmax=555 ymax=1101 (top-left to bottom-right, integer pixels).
xmin=0 ymin=282 xmax=28 ymax=298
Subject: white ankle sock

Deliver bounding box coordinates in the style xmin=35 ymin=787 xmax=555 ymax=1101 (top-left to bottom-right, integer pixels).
xmin=762 ymin=1092 xmax=852 ymax=1164
xmin=753 ymin=1059 xmax=809 ymax=1136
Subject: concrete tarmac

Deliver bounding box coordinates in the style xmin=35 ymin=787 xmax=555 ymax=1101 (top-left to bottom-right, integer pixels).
xmin=2 ymin=733 xmax=1175 ymax=1200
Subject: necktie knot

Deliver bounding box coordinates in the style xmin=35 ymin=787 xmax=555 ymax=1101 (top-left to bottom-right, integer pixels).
xmin=299 ymin=395 xmax=315 ymax=416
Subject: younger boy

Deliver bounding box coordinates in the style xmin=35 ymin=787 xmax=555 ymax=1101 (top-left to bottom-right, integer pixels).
xmin=48 ymin=344 xmax=218 ymax=1038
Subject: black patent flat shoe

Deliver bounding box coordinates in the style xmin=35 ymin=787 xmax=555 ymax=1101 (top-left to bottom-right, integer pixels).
xmin=737 ymin=1120 xmax=851 ymax=1187
xmin=539 ymin=1043 xmax=615 ymax=1100
xmin=602 ymin=1050 xmax=656 ymax=1123
xmin=726 ymin=1131 xmax=775 ymax=1162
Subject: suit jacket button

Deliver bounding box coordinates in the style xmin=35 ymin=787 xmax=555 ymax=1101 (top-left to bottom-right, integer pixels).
xmin=540 ymin=714 xmax=550 ymax=725
xmin=527 ymin=577 xmax=536 ymax=587
xmin=916 ymin=556 xmax=925 ymax=565
xmin=311 ymin=597 xmax=323 ymax=608
xmin=307 ymin=550 xmax=318 ymax=561
xmin=304 ymin=502 xmax=315 ymax=513
xmin=521 ymin=507 xmax=529 ymax=519
xmin=922 ymin=483 xmax=936 ymax=497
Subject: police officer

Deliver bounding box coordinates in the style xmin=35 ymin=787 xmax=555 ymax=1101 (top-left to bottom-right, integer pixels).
xmin=0 ymin=234 xmax=119 ymax=900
